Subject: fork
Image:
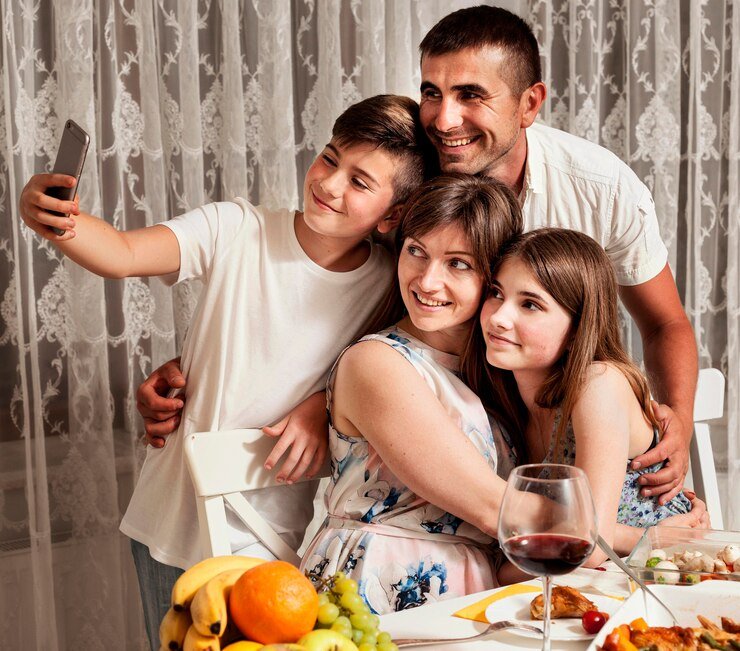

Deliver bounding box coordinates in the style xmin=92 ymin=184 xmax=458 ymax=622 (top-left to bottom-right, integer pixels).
xmin=394 ymin=620 xmax=543 ymax=647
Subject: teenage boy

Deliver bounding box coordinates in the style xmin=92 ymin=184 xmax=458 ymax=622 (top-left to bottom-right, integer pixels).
xmin=19 ymin=94 xmax=430 ymax=650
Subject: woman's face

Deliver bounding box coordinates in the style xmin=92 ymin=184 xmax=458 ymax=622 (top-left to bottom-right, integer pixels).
xmin=397 ymin=222 xmax=484 ymax=349
xmin=480 ymin=256 xmax=572 ymax=380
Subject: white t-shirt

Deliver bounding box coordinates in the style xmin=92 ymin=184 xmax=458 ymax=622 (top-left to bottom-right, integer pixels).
xmin=120 ymin=199 xmax=394 ymax=569
xmin=522 ymin=121 xmax=668 ymax=286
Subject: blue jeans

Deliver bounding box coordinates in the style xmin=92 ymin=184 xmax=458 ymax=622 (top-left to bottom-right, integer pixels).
xmin=130 ymin=538 xmax=184 ymax=651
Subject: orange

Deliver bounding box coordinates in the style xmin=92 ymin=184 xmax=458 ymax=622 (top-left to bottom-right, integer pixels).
xmin=229 ymin=560 xmax=319 ymax=644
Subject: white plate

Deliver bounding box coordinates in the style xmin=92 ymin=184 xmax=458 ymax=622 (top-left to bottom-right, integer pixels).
xmin=484 ymin=589 xmax=623 ymax=641
xmin=587 ymin=580 xmax=740 ymax=650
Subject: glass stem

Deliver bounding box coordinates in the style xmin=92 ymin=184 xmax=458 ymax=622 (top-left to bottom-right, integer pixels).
xmin=541 ymin=574 xmax=552 ymax=651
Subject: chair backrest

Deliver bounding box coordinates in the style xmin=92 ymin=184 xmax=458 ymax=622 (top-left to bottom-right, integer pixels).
xmin=184 ymin=429 xmax=329 ymax=566
xmin=688 ymin=368 xmax=725 ymax=528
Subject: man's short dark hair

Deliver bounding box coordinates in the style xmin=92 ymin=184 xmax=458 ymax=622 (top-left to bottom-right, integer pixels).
xmin=332 ymin=95 xmax=435 ymax=204
xmin=419 ymin=5 xmax=542 ymax=96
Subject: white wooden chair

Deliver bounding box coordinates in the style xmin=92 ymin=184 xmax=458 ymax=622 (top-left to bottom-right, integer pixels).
xmin=184 ymin=428 xmax=329 ymax=566
xmin=686 ymin=368 xmax=725 ymax=529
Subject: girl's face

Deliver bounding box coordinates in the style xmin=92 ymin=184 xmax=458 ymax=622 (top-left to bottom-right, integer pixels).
xmin=480 ymin=256 xmax=573 ymax=381
xmin=397 ymin=223 xmax=483 ymax=351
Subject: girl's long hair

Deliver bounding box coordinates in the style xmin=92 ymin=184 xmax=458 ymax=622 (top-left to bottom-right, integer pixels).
xmin=469 ymin=228 xmax=659 ymax=463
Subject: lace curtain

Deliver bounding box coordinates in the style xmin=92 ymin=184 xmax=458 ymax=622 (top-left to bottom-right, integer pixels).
xmin=0 ymin=1 xmax=736 ymax=648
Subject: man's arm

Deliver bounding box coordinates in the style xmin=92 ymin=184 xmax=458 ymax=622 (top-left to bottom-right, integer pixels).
xmin=619 ymin=263 xmax=698 ymax=503
xmin=20 ymin=173 xmax=180 ymax=278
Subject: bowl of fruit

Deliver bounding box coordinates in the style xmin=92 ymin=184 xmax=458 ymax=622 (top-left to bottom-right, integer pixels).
xmin=158 ymin=555 xmax=397 ymax=651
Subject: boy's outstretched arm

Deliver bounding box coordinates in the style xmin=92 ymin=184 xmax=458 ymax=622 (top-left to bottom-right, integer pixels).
xmin=20 ymin=173 xmax=180 ymax=278
xmin=262 ymin=391 xmax=329 ymax=484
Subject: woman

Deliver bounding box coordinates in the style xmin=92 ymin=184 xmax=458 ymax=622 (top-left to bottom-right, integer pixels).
xmin=301 ymin=174 xmax=522 ymax=613
xmin=475 ymin=228 xmax=703 ymax=577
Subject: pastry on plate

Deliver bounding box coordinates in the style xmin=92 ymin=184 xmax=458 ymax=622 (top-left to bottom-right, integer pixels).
xmin=530 ymin=585 xmax=597 ymax=619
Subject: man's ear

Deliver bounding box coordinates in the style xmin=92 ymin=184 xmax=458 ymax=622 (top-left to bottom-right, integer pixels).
xmin=520 ymin=82 xmax=546 ymax=128
xmin=376 ymin=202 xmax=404 ymax=234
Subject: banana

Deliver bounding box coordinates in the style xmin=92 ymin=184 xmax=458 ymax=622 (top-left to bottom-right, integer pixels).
xmin=159 ymin=606 xmax=192 ymax=651
xmin=184 ymin=624 xmax=220 ymax=651
xmin=172 ymin=555 xmax=265 ymax=610
xmin=191 ymin=569 xmax=245 ymax=636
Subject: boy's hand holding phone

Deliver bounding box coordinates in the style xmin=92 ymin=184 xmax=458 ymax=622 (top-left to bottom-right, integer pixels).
xmin=20 ymin=118 xmax=89 ymax=239
xmin=19 ymin=173 xmax=79 ymax=240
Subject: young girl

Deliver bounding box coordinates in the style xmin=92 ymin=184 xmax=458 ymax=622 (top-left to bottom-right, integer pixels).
xmin=301 ymin=174 xmax=523 ymax=613
xmin=476 ymin=228 xmax=699 ymax=570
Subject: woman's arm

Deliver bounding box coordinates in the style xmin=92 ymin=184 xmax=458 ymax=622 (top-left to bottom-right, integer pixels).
xmin=570 ymin=364 xmax=635 ymax=566
xmin=19 ymin=173 xmax=180 ymax=278
xmin=331 ymin=340 xmax=507 ymax=537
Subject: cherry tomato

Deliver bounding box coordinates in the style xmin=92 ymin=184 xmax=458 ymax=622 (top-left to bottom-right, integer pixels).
xmin=582 ymin=609 xmax=609 ymax=634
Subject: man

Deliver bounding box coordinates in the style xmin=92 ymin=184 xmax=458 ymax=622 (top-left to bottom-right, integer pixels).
xmin=417 ymin=5 xmax=697 ymax=503
xmin=140 ymin=5 xmax=697 ymax=506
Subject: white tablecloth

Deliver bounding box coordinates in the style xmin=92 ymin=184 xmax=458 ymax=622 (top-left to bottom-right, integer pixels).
xmin=379 ymin=568 xmax=631 ymax=650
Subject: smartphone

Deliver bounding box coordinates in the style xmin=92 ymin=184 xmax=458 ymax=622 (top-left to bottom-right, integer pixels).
xmin=46 ymin=119 xmax=90 ymax=235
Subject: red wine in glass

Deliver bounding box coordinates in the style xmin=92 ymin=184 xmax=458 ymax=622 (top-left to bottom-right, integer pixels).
xmin=503 ymin=533 xmax=595 ymax=576
xmin=498 ymin=464 xmax=597 ymax=651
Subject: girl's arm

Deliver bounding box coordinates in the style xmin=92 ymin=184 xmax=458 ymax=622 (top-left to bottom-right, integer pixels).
xmin=570 ymin=364 xmax=635 ymax=566
xmin=331 ymin=340 xmax=508 ymax=537
xmin=19 ymin=173 xmax=180 ymax=278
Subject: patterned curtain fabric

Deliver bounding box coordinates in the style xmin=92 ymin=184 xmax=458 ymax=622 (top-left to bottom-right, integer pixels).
xmin=0 ymin=1 xmax=736 ymax=648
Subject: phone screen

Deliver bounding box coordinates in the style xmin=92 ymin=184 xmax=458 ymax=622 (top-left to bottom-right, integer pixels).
xmin=47 ymin=120 xmax=90 ymax=233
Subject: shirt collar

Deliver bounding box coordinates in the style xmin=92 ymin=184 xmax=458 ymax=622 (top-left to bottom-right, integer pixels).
xmin=522 ymin=122 xmax=544 ymax=196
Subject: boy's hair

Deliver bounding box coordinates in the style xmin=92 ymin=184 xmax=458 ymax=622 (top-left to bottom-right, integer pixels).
xmin=419 ymin=5 xmax=542 ymax=96
xmin=331 ymin=95 xmax=435 ymax=204
xmin=365 ymin=173 xmax=523 ymax=334
xmin=468 ymin=228 xmax=659 ymax=463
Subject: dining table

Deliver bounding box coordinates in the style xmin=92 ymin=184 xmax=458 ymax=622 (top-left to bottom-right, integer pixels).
xmin=379 ymin=566 xmax=632 ymax=650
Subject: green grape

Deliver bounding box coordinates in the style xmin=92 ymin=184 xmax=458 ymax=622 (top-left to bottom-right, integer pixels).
xmin=357 ymin=644 xmax=376 ymax=651
xmin=371 ymin=614 xmax=381 ymax=628
xmin=352 ymin=629 xmax=365 ymax=645
xmin=350 ymin=613 xmax=372 ymax=632
xmin=317 ymin=603 xmax=341 ymax=626
xmin=317 ymin=592 xmax=331 ymax=606
xmin=377 ymin=643 xmax=398 ymax=651
xmin=331 ymin=615 xmax=353 ymax=639
xmin=377 ymin=632 xmax=392 ymax=645
xmin=361 ymin=632 xmax=378 ymax=646
xmin=332 ymin=571 xmax=347 ymax=584
xmin=339 ymin=591 xmax=366 ymax=613
xmin=335 ymin=577 xmax=359 ymax=594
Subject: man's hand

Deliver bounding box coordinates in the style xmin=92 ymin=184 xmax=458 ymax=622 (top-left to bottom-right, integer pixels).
xmin=19 ymin=173 xmax=79 ymax=240
xmin=262 ymin=391 xmax=328 ymax=484
xmin=631 ymin=401 xmax=691 ymax=504
xmin=136 ymin=357 xmax=186 ymax=448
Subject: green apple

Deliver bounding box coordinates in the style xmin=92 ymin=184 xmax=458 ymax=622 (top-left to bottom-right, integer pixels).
xmin=298 ymin=629 xmax=359 ymax=651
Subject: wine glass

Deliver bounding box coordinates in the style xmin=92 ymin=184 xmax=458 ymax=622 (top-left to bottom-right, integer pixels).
xmin=498 ymin=464 xmax=597 ymax=651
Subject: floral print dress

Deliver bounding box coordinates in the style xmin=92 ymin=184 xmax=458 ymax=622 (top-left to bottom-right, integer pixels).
xmin=543 ymin=413 xmax=692 ymax=525
xmin=300 ymin=327 xmax=516 ymax=614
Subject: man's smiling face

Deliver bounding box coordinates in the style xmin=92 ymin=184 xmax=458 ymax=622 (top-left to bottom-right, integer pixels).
xmin=419 ymin=47 xmax=529 ymax=179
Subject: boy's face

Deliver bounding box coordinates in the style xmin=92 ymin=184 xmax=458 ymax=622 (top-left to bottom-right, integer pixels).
xmin=302 ymin=141 xmax=398 ymax=241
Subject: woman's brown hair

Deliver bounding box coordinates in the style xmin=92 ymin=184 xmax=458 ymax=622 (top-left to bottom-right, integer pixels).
xmin=468 ymin=228 xmax=659 ymax=463
xmin=363 ymin=173 xmax=523 ymax=335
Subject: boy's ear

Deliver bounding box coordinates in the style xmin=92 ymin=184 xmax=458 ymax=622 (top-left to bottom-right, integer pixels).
xmin=376 ymin=203 xmax=404 ymax=234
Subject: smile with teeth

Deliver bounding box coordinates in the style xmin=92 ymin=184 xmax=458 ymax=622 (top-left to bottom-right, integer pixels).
xmin=441 ymin=136 xmax=474 ymax=147
xmin=415 ymin=291 xmax=451 ymax=307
